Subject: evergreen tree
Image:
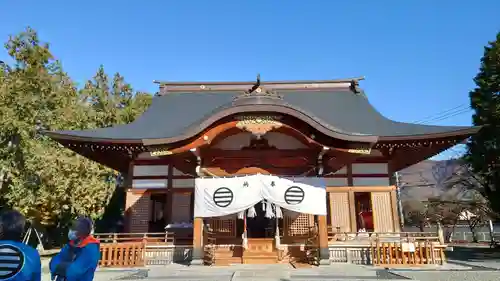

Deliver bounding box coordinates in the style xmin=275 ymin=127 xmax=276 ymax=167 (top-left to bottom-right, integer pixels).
xmin=466 ymin=32 xmax=500 ymax=214
xmin=0 ymin=28 xmax=152 ymax=243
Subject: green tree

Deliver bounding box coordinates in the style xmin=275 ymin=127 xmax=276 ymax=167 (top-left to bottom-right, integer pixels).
xmin=80 ymin=66 xmax=152 ymax=127
xmin=0 ymin=28 xmax=152 ymax=245
xmin=466 ymin=32 xmax=500 ymax=214
xmin=79 ymin=67 xmax=152 ymax=232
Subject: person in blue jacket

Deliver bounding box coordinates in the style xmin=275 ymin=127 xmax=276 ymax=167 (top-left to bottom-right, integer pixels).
xmin=49 ymin=217 xmax=100 ymax=281
xmin=0 ymin=210 xmax=41 ymax=281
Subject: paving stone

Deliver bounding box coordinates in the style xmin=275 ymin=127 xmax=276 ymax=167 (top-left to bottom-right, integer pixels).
xmin=293 ymin=264 xmax=377 ymax=277
xmin=391 ymin=270 xmax=500 ymax=281
xmin=387 ymin=263 xmax=471 ymax=271
xmin=43 ymin=262 xmax=500 ymax=281
xmin=447 ymin=260 xmax=500 ymax=270
xmin=234 ymin=269 xmax=290 ymax=276
xmin=42 ymin=270 xmax=142 ymax=281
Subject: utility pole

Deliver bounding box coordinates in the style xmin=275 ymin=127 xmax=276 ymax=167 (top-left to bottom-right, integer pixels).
xmin=395 ymin=172 xmax=405 ymax=228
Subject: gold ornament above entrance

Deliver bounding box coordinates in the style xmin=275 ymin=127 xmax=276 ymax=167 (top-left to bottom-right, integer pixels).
xmin=347 ymin=143 xmax=372 ymax=155
xmin=150 ymin=150 xmax=172 ymax=156
xmin=148 ymin=146 xmax=173 ymax=156
xmin=235 ymin=115 xmax=283 ymax=137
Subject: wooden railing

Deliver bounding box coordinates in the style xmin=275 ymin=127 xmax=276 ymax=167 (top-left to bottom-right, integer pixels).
xmin=96 ymin=232 xmax=176 ymax=267
xmin=99 ymin=242 xmax=145 ymax=267
xmin=370 ymin=240 xmax=445 ymax=266
xmin=96 ymin=229 xmax=446 ymax=267
xmin=327 ymin=227 xmax=440 ymax=243
xmin=327 ymin=227 xmax=445 ymax=266
xmin=95 ymin=232 xmax=175 ymax=244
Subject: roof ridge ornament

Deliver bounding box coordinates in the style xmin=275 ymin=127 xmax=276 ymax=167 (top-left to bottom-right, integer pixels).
xmin=248 ymin=73 xmax=261 ymax=93
xmin=234 ymin=74 xmax=283 ymax=101
xmin=350 ymin=80 xmax=361 ymax=94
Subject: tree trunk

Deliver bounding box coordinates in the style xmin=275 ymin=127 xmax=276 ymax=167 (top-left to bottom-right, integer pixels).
xmin=447 ymin=224 xmax=457 ymax=243
xmin=437 ymin=222 xmax=444 ymax=244
xmin=469 ymin=222 xmax=479 ymax=243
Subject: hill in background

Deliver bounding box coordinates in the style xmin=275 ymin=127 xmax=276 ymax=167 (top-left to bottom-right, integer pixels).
xmin=398 ymin=159 xmax=465 ymax=201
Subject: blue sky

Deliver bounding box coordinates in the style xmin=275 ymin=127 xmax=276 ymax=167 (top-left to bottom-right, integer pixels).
xmin=1 ymin=0 xmax=499 ymax=159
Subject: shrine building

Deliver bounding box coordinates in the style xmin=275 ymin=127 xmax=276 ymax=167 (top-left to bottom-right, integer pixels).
xmin=44 ymin=77 xmax=480 ymax=266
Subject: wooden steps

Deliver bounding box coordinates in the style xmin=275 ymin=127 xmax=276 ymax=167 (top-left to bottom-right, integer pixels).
xmin=214 ymin=257 xmax=243 ymax=266
xmin=213 ymin=246 xmax=243 ymax=265
xmin=243 ymin=238 xmax=278 ymax=264
xmin=243 ymin=252 xmax=278 ymax=264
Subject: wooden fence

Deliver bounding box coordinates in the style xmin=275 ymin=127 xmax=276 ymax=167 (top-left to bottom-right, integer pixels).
xmin=95 ymin=232 xmax=174 ymax=244
xmin=96 ymin=232 xmax=175 ymax=267
xmin=96 ymin=230 xmax=446 ymax=267
xmin=99 ymin=242 xmax=145 ymax=267
xmin=370 ymin=240 xmax=446 ymax=266
xmin=327 ymin=228 xmax=440 ymax=242
xmin=327 ymin=228 xmax=446 ymax=266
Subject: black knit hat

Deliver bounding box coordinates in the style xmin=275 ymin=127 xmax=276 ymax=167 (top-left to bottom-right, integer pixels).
xmin=74 ymin=217 xmax=93 ymax=237
xmin=0 ymin=210 xmax=26 ymax=241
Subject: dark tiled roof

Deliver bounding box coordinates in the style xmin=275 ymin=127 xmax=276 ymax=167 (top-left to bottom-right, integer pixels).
xmin=45 ymin=89 xmax=479 ymax=143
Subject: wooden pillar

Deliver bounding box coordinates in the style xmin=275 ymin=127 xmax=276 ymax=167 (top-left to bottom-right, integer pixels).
xmin=317 ymin=215 xmax=330 ymax=265
xmin=191 ymin=217 xmax=204 ymax=265
xmin=346 ymin=165 xmax=356 ymax=233
xmin=390 ymin=190 xmax=401 ymax=232
xmin=166 ymin=165 xmax=174 ymax=224
xmin=348 ymin=190 xmax=357 ymax=232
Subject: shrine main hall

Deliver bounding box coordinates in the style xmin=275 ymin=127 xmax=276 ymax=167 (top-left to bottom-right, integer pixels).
xmin=45 ymin=77 xmax=479 ymax=266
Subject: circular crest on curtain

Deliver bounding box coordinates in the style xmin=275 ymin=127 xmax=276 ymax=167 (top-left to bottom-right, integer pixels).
xmin=213 ymin=187 xmax=234 ymax=207
xmin=284 ymin=186 xmax=305 ymax=205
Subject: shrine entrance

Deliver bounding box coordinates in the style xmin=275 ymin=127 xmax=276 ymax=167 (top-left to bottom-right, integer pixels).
xmin=246 ymin=202 xmax=280 ymax=238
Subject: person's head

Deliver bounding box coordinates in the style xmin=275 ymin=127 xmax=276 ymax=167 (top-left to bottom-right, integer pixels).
xmin=68 ymin=217 xmax=93 ymax=241
xmin=0 ymin=210 xmax=26 ymax=242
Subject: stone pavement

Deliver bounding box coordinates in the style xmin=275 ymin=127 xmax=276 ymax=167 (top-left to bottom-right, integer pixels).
xmin=39 ymin=246 xmax=500 ymax=281
xmin=40 ymin=260 xmax=500 ymax=281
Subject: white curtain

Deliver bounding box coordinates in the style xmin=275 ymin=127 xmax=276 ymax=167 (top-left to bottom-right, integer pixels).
xmin=260 ymin=176 xmax=327 ymax=215
xmin=194 ymin=175 xmax=262 ymax=217
xmin=194 ymin=174 xmax=327 ymax=217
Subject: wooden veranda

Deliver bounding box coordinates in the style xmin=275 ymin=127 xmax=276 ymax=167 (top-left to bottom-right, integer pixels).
xmin=96 ymin=229 xmax=446 ymax=267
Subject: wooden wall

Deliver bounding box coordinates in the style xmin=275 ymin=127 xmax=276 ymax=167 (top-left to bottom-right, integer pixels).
xmin=125 ymin=161 xmax=399 ymax=234
xmin=124 ymin=131 xmax=398 ymax=234
xmin=328 ymin=192 xmax=351 ymax=232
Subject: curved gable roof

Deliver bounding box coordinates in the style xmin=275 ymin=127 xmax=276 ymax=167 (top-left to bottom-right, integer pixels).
xmin=44 ymin=86 xmax=480 ymax=144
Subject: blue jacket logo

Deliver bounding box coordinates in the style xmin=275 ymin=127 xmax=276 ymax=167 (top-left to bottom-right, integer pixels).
xmin=0 ymin=244 xmax=25 ymax=279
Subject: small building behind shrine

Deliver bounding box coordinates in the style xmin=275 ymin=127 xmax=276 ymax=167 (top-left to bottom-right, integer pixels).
xmin=45 ymin=77 xmax=480 ymax=266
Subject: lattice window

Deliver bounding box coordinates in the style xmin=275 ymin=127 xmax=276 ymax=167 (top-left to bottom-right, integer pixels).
xmin=284 ymin=211 xmax=314 ymax=236
xmin=209 ymin=215 xmax=236 ymax=237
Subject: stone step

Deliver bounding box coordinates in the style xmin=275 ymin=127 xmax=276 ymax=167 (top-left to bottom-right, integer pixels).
xmin=130 ymin=265 xmax=414 ymax=281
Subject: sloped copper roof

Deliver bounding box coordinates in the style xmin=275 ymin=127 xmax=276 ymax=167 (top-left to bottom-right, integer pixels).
xmin=44 ymin=79 xmax=480 ymax=144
